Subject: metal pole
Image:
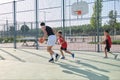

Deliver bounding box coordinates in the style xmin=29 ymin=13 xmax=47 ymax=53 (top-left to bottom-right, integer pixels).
xmin=69 ymin=0 xmax=71 ymax=36
xmin=31 ymin=22 xmax=33 ymax=30
xmin=18 ymin=24 xmax=20 ymax=36
xmin=44 ymin=12 xmax=46 ymax=22
xmin=6 ymin=20 xmax=9 ymax=37
xmin=35 ymin=0 xmax=39 ymax=50
xmin=113 ymin=0 xmax=116 ymax=40
xmin=61 ymin=0 xmax=62 ymax=30
xmin=62 ymin=0 xmax=65 ymax=37
xmin=4 ymin=25 xmax=5 ymax=37
xmin=23 ymin=22 xmax=25 ymax=37
xmin=13 ymin=1 xmax=17 ymax=49
xmin=77 ymin=0 xmax=79 ymax=19
xmin=96 ymin=0 xmax=100 ymax=52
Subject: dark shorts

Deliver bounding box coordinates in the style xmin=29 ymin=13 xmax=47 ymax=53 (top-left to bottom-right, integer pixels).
xmin=61 ymin=47 xmax=67 ymax=51
xmin=105 ymin=46 xmax=110 ymax=52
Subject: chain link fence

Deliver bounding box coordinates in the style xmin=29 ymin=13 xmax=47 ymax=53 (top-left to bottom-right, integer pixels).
xmin=0 ymin=0 xmax=120 ymax=52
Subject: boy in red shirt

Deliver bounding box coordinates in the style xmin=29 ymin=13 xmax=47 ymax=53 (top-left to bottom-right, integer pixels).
xmin=101 ymin=30 xmax=118 ymax=59
xmin=57 ymin=30 xmax=74 ymax=59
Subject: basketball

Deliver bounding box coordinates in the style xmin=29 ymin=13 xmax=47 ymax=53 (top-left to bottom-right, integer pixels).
xmin=100 ymin=41 xmax=106 ymax=44
xmin=39 ymin=37 xmax=44 ymax=43
xmin=103 ymin=41 xmax=106 ymax=44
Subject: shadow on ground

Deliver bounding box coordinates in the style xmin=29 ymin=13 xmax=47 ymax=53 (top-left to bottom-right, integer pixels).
xmin=56 ymin=62 xmax=109 ymax=80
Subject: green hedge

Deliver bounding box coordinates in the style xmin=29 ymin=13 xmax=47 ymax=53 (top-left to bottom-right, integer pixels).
xmin=0 ymin=37 xmax=14 ymax=43
xmin=112 ymin=40 xmax=120 ymax=44
xmin=89 ymin=40 xmax=120 ymax=44
xmin=0 ymin=37 xmax=22 ymax=43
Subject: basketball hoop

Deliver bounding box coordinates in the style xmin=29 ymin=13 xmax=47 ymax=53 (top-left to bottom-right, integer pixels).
xmin=75 ymin=10 xmax=82 ymax=15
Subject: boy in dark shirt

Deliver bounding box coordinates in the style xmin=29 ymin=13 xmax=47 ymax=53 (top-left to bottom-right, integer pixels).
xmin=40 ymin=22 xmax=60 ymax=63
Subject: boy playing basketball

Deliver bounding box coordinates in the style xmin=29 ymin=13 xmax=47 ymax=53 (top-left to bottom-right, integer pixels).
xmin=57 ymin=30 xmax=74 ymax=59
xmin=101 ymin=30 xmax=118 ymax=59
xmin=40 ymin=22 xmax=60 ymax=63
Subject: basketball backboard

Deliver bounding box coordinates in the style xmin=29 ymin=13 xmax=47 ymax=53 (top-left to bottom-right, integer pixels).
xmin=71 ymin=1 xmax=89 ymax=16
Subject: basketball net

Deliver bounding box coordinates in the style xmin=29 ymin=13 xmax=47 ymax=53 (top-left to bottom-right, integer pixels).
xmin=75 ymin=10 xmax=82 ymax=15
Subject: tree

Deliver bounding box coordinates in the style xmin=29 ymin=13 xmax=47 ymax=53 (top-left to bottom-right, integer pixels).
xmin=21 ymin=24 xmax=30 ymax=33
xmin=109 ymin=10 xmax=117 ymax=28
xmin=9 ymin=26 xmax=14 ymax=32
xmin=21 ymin=24 xmax=30 ymax=37
xmin=90 ymin=0 xmax=103 ymax=46
xmin=90 ymin=0 xmax=103 ymax=28
xmin=108 ymin=10 xmax=117 ymax=39
xmin=9 ymin=26 xmax=14 ymax=36
xmin=21 ymin=24 xmax=30 ymax=36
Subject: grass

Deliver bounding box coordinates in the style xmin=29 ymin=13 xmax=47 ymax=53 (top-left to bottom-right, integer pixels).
xmin=89 ymin=42 xmax=98 ymax=44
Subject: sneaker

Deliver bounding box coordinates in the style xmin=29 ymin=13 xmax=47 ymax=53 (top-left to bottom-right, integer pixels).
xmin=49 ymin=58 xmax=54 ymax=63
xmin=108 ymin=51 xmax=112 ymax=53
xmin=71 ymin=53 xmax=75 ymax=58
xmin=61 ymin=56 xmax=65 ymax=59
xmin=55 ymin=54 xmax=60 ymax=61
xmin=114 ymin=54 xmax=118 ymax=59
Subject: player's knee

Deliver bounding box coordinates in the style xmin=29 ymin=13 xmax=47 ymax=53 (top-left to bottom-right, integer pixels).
xmin=104 ymin=48 xmax=106 ymax=51
xmin=47 ymin=49 xmax=50 ymax=52
xmin=47 ymin=48 xmax=51 ymax=52
xmin=64 ymin=50 xmax=67 ymax=53
xmin=60 ymin=49 xmax=62 ymax=51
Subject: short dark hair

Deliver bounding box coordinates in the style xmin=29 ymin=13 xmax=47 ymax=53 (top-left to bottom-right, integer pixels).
xmin=58 ymin=30 xmax=62 ymax=34
xmin=40 ymin=22 xmax=45 ymax=26
xmin=104 ymin=30 xmax=109 ymax=33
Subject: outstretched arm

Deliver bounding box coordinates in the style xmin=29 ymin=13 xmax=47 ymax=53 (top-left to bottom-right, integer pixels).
xmin=52 ymin=28 xmax=57 ymax=34
xmin=99 ymin=36 xmax=107 ymax=44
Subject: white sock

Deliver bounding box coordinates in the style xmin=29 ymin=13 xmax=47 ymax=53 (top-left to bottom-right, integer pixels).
xmin=51 ymin=55 xmax=53 ymax=58
xmin=53 ymin=53 xmax=57 ymax=56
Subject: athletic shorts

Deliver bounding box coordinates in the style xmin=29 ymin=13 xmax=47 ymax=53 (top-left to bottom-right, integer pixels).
xmin=105 ymin=46 xmax=110 ymax=52
xmin=47 ymin=35 xmax=56 ymax=46
xmin=61 ymin=47 xmax=67 ymax=51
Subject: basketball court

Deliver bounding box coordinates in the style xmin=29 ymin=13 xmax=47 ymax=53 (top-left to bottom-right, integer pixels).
xmin=0 ymin=48 xmax=120 ymax=80
xmin=0 ymin=0 xmax=120 ymax=80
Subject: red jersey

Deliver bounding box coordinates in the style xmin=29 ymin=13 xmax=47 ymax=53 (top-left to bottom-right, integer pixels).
xmin=106 ymin=35 xmax=112 ymax=48
xmin=58 ymin=36 xmax=67 ymax=48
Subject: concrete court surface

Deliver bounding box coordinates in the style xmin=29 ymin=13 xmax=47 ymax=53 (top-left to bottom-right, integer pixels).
xmin=0 ymin=48 xmax=120 ymax=80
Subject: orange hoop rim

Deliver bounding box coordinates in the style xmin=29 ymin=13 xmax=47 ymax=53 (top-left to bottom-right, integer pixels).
xmin=75 ymin=10 xmax=82 ymax=15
